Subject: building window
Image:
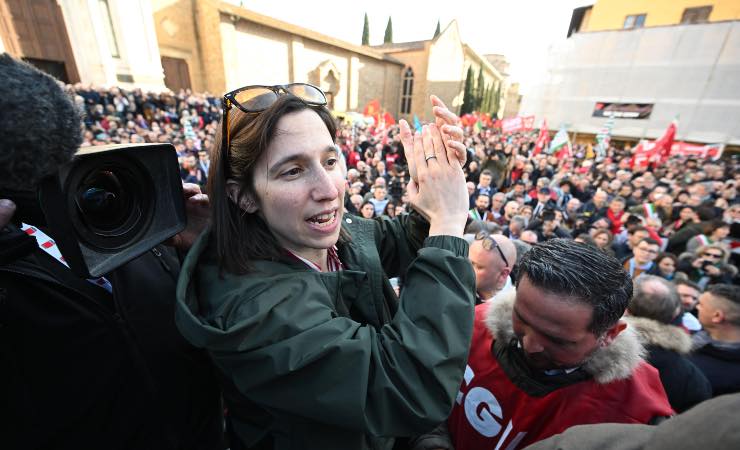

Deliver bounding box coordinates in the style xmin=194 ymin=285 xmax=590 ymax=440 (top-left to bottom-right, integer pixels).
xmin=99 ymin=0 xmax=120 ymax=58
xmin=623 ymin=14 xmax=646 ymax=29
xmin=401 ymin=67 xmax=413 ymax=114
xmin=681 ymin=6 xmax=712 ymax=24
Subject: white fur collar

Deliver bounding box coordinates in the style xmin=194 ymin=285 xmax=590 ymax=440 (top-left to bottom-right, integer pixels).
xmin=485 ymin=292 xmax=646 ymax=384
xmin=623 ymin=316 xmax=693 ymax=354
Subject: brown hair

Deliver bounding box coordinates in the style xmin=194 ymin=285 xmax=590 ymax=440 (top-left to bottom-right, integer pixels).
xmin=208 ymin=95 xmax=338 ymax=274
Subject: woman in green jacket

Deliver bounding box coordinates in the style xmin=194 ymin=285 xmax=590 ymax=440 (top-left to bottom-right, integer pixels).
xmin=175 ymin=84 xmax=475 ymax=449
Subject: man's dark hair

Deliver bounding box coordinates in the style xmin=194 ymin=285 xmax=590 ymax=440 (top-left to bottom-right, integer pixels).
xmin=638 ymin=237 xmax=660 ymax=248
xmin=674 ymin=278 xmax=701 ymax=292
xmin=629 ymin=275 xmax=680 ymax=324
xmin=480 ymin=169 xmax=493 ymax=177
xmin=0 ymin=54 xmax=82 ymax=191
xmin=628 ymin=226 xmax=648 ymax=236
xmin=707 ymin=284 xmax=740 ymax=307
xmin=516 ymin=238 xmax=633 ymax=335
xmin=625 ymin=214 xmax=643 ymax=227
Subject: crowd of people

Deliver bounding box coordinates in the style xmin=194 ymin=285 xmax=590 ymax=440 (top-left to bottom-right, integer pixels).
xmin=9 ymin=74 xmax=737 ymax=449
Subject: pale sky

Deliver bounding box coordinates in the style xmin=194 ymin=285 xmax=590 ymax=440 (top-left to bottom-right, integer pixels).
xmin=231 ymin=0 xmax=591 ymax=94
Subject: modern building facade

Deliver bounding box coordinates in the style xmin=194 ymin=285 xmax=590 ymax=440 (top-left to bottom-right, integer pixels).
xmin=524 ymin=0 xmax=740 ymax=146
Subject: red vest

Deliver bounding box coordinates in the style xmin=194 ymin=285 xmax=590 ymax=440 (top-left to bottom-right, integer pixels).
xmin=448 ymin=304 xmax=673 ymax=450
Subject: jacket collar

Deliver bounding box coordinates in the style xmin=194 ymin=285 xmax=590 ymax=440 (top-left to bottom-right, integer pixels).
xmin=485 ymin=292 xmax=646 ymax=384
xmin=623 ymin=316 xmax=693 ymax=354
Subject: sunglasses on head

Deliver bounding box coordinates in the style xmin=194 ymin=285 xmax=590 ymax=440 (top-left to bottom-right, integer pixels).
xmin=220 ymin=83 xmax=327 ymax=177
xmin=475 ymin=231 xmax=510 ymax=267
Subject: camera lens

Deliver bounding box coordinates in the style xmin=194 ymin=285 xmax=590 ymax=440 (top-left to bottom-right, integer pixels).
xmin=67 ymin=154 xmax=154 ymax=251
xmin=77 ymin=170 xmax=133 ymax=233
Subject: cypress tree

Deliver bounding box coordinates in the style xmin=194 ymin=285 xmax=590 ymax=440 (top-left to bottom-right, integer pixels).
xmin=481 ymin=83 xmax=490 ymax=113
xmin=461 ymin=66 xmax=474 ymax=115
xmin=434 ymin=20 xmax=441 ymax=38
xmin=475 ymin=67 xmax=485 ymax=112
xmin=493 ymin=83 xmax=502 ymax=117
xmin=362 ymin=13 xmax=370 ymax=45
xmin=384 ymin=17 xmax=393 ymax=43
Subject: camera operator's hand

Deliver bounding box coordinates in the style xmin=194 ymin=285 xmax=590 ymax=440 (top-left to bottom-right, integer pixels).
xmin=0 ymin=199 xmax=16 ymax=228
xmin=166 ymin=183 xmax=210 ymax=252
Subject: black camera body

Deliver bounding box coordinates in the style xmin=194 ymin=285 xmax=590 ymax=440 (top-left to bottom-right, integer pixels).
xmin=38 ymin=143 xmax=186 ymax=278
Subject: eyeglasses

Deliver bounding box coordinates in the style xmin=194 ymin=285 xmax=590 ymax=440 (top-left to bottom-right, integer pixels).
xmin=475 ymin=231 xmax=510 ymax=267
xmin=703 ymin=252 xmax=723 ymax=259
xmin=220 ymin=83 xmax=327 ymax=177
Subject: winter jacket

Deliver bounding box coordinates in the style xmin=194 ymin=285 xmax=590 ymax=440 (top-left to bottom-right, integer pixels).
xmin=0 ymin=237 xmax=223 ymax=450
xmin=624 ymin=317 xmax=712 ymax=412
xmin=690 ymin=331 xmax=740 ymax=396
xmin=524 ymin=393 xmax=740 ymax=450
xmin=175 ymin=212 xmax=476 ymax=450
xmin=412 ymin=295 xmax=673 ymax=450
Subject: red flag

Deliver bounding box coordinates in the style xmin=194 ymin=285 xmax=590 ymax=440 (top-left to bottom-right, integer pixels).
xmin=533 ymin=119 xmax=549 ymax=156
xmin=654 ymin=119 xmax=677 ymax=163
xmin=363 ymin=99 xmax=381 ymax=117
xmin=383 ymin=111 xmax=395 ymax=126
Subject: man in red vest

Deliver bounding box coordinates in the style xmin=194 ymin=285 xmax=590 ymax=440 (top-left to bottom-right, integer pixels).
xmin=412 ymin=239 xmax=673 ymax=450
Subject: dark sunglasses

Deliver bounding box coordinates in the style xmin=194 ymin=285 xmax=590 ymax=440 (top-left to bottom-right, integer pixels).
xmin=703 ymin=252 xmax=723 ymax=259
xmin=220 ymin=83 xmax=327 ymax=177
xmin=475 ymin=231 xmax=510 ymax=267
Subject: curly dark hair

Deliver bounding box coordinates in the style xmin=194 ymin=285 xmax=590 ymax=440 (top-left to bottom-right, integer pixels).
xmin=0 ymin=54 xmax=82 ymax=191
xmin=516 ymin=238 xmax=633 ymax=335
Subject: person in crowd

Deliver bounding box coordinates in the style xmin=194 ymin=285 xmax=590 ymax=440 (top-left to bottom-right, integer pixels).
xmin=677 ymin=243 xmax=737 ymax=288
xmin=490 ymin=192 xmax=507 ymax=221
xmin=474 ymin=169 xmax=496 ymax=198
xmin=676 ymin=279 xmax=703 ymax=333
xmin=503 ymin=215 xmax=526 ymax=240
xmin=368 ymin=184 xmax=390 ymax=216
xmin=624 ymin=237 xmax=662 ymax=279
xmin=613 ymin=226 xmax=651 ymax=261
xmin=174 ymin=90 xmax=476 ymax=449
xmin=520 ymin=229 xmax=539 ymax=245
xmin=467 ymin=232 xmax=517 ymax=304
xmin=689 ymin=284 xmax=740 ymax=396
xmin=412 ymin=239 xmax=672 ymax=450
xmin=606 ymin=196 xmax=627 ymax=235
xmin=685 ymin=219 xmax=731 ymax=254
xmin=581 ymin=189 xmax=608 ymax=222
xmin=498 ymin=200 xmax=520 ymax=227
xmin=0 ymin=53 xmax=223 ymax=450
xmin=591 ymin=228 xmax=615 ymax=256
xmin=625 ymin=276 xmax=712 ymax=412
xmin=656 ymin=252 xmax=678 ymax=280
xmin=384 ymin=201 xmax=398 ymax=218
xmin=529 ymin=187 xmax=556 ymax=219
xmin=529 ymin=209 xmax=573 ymax=242
xmin=359 ymin=200 xmax=376 ymax=219
xmin=468 ymin=193 xmax=493 ymax=221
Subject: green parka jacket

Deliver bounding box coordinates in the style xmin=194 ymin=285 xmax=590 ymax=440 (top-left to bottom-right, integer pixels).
xmin=175 ymin=212 xmax=476 ymax=450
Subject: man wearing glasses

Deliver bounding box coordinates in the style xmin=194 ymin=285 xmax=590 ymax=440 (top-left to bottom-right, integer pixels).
xmin=623 ymin=237 xmax=662 ymax=279
xmin=468 ymin=232 xmax=517 ymax=304
xmin=414 ymin=239 xmax=672 ymax=450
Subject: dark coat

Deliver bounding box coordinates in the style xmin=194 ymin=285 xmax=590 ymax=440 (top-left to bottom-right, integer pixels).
xmin=175 ymin=213 xmax=476 ymax=450
xmin=689 ymin=331 xmax=740 ymax=396
xmin=0 ymin=237 xmax=223 ymax=450
xmin=625 ymin=317 xmax=711 ymax=413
